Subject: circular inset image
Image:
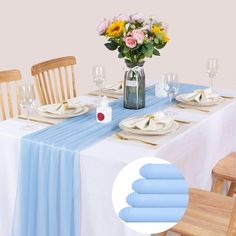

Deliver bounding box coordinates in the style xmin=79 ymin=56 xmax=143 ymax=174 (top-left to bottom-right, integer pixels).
xmin=112 ymin=157 xmax=189 ymax=234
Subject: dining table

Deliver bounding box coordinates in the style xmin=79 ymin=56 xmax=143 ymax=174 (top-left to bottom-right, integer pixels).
xmin=0 ymin=81 xmax=236 ymax=236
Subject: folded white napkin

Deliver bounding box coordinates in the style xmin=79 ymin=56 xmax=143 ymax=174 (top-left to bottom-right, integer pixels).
xmin=42 ymin=100 xmax=83 ymax=115
xmin=123 ymin=112 xmax=174 ymax=131
xmin=182 ymin=89 xmax=219 ymax=103
xmin=105 ymin=81 xmax=124 ymax=92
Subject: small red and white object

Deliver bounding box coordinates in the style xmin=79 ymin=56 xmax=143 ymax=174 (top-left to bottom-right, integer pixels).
xmin=96 ymin=96 xmax=112 ymax=123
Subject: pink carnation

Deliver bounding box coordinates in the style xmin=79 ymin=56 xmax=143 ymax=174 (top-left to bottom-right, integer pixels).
xmin=124 ymin=36 xmax=137 ymax=48
xmin=129 ymin=13 xmax=145 ymax=23
xmin=97 ymin=18 xmax=110 ymax=35
xmin=132 ymin=30 xmax=145 ymax=44
xmin=113 ymin=13 xmax=128 ymax=22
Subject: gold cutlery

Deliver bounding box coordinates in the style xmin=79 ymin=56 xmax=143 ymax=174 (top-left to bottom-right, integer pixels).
xmin=176 ymin=103 xmax=210 ymax=113
xmin=174 ymin=119 xmax=193 ymax=124
xmin=17 ymin=116 xmax=55 ymax=125
xmin=221 ymin=95 xmax=235 ymax=99
xmin=116 ymin=133 xmax=158 ymax=147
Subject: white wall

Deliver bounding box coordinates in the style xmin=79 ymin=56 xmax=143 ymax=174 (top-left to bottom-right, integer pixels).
xmin=0 ymin=0 xmax=236 ymax=96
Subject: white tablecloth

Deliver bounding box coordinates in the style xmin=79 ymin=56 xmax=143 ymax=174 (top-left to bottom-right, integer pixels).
xmin=0 ymin=87 xmax=236 ymax=236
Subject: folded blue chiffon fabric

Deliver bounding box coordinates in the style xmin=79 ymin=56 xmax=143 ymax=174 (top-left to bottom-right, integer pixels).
xmin=140 ymin=164 xmax=184 ymax=179
xmin=119 ymin=207 xmax=186 ymax=222
xmin=13 ymin=84 xmax=204 ymax=236
xmin=127 ymin=193 xmax=188 ymax=207
xmin=132 ymin=179 xmax=188 ymax=194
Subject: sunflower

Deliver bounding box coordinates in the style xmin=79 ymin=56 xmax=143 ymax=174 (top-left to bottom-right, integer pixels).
xmin=160 ymin=30 xmax=170 ymax=42
xmin=106 ymin=21 xmax=125 ymax=37
xmin=151 ymin=25 xmax=161 ymax=35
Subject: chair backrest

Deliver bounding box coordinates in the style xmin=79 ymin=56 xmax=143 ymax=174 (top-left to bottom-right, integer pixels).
xmin=0 ymin=70 xmax=22 ymax=120
xmin=227 ymin=199 xmax=236 ymax=236
xmin=31 ymin=56 xmax=77 ymax=105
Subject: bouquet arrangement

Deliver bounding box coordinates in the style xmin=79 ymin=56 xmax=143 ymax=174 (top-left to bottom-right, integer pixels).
xmin=97 ymin=13 xmax=169 ymax=65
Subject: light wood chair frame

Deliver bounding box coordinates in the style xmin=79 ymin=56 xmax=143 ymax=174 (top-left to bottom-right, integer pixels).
xmin=0 ymin=69 xmax=22 ymax=120
xmin=31 ymin=56 xmax=77 ymax=105
xmin=152 ymin=188 xmax=236 ymax=236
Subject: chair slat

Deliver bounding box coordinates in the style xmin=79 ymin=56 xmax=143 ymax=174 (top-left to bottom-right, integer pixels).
xmin=41 ymin=72 xmax=51 ymax=104
xmin=64 ymin=66 xmax=70 ymax=99
xmin=34 ymin=75 xmax=45 ymax=105
xmin=37 ymin=74 xmax=47 ymax=105
xmin=52 ymin=69 xmax=60 ymax=103
xmin=0 ymin=84 xmax=6 ymax=120
xmin=6 ymin=82 xmax=13 ymax=118
xmin=58 ymin=67 xmax=65 ymax=101
xmin=46 ymin=70 xmax=55 ymax=104
xmin=15 ymin=81 xmax=21 ymax=115
xmin=71 ymin=65 xmax=76 ymax=97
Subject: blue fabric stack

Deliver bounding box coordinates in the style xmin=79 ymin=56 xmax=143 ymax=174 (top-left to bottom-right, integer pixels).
xmin=119 ymin=164 xmax=189 ymax=222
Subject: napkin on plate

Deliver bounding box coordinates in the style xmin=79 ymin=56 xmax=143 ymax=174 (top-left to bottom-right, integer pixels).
xmin=42 ymin=100 xmax=83 ymax=115
xmin=122 ymin=112 xmax=173 ymax=131
xmin=181 ymin=89 xmax=219 ymax=103
xmin=105 ymin=81 xmax=124 ymax=92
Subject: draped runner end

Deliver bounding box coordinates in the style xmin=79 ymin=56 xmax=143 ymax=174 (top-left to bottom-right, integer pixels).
xmin=12 ymin=84 xmax=206 ymax=236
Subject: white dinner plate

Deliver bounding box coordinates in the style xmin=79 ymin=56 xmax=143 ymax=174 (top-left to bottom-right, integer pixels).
xmin=176 ymin=94 xmax=223 ymax=107
xmin=37 ymin=104 xmax=90 ymax=119
xmin=119 ymin=117 xmax=179 ymax=136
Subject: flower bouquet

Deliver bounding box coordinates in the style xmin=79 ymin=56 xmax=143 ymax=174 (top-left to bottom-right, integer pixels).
xmin=97 ymin=13 xmax=169 ymax=109
xmin=97 ymin=13 xmax=169 ymax=65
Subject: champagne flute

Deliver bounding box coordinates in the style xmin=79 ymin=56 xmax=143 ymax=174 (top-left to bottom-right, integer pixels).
xmin=19 ymin=84 xmax=37 ymax=130
xmin=207 ymin=58 xmax=218 ymax=91
xmin=163 ymin=73 xmax=179 ymax=116
xmin=93 ymin=65 xmax=105 ymax=98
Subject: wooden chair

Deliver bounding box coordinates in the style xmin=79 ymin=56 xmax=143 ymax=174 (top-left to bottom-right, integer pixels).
xmin=153 ymin=188 xmax=236 ymax=236
xmin=31 ymin=56 xmax=77 ymax=105
xmin=0 ymin=70 xmax=22 ymax=120
xmin=212 ymin=152 xmax=236 ymax=197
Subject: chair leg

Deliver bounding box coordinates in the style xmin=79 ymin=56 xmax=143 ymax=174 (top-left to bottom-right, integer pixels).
xmin=227 ymin=182 xmax=236 ymax=197
xmin=212 ymin=176 xmax=224 ymax=193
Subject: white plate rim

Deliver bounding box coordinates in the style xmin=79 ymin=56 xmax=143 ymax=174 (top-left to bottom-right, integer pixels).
xmin=37 ymin=105 xmax=90 ymax=119
xmin=176 ymin=94 xmax=223 ymax=107
xmin=119 ymin=117 xmax=180 ymax=136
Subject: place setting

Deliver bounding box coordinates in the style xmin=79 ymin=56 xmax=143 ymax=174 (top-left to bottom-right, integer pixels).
xmin=17 ymin=84 xmax=93 ymax=130
xmin=115 ymin=111 xmax=192 ymax=147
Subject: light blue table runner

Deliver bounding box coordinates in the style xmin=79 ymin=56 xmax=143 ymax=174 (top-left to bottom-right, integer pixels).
xmin=12 ymin=84 xmax=205 ymax=236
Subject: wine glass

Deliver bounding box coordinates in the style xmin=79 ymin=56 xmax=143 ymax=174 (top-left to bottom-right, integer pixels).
xmin=163 ymin=73 xmax=179 ymax=116
xmin=93 ymin=65 xmax=105 ymax=98
xmin=19 ymin=84 xmax=37 ymax=130
xmin=207 ymin=58 xmax=218 ymax=91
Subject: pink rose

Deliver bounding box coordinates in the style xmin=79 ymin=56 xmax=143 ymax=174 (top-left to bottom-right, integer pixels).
xmin=113 ymin=13 xmax=128 ymax=22
xmin=132 ymin=30 xmax=145 ymax=44
xmin=129 ymin=13 xmax=145 ymax=23
xmin=97 ymin=18 xmax=110 ymax=35
xmin=124 ymin=36 xmax=137 ymax=48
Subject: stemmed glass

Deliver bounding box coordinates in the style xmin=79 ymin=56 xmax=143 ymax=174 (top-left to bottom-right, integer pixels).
xmin=93 ymin=65 xmax=105 ymax=98
xmin=207 ymin=58 xmax=218 ymax=91
xmin=163 ymin=73 xmax=179 ymax=116
xmin=19 ymin=84 xmax=37 ymax=131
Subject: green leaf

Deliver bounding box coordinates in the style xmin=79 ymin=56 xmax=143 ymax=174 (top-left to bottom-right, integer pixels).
xmin=123 ymin=46 xmax=130 ymax=53
xmin=145 ymin=49 xmax=153 ymax=58
xmin=154 ymin=37 xmax=159 ymax=44
xmin=153 ymin=48 xmax=160 ymax=56
xmin=155 ymin=42 xmax=167 ymax=49
xmin=145 ymin=43 xmax=153 ymax=50
xmin=157 ymin=33 xmax=163 ymax=41
xmin=118 ymin=52 xmax=125 ymax=58
xmin=104 ymin=42 xmax=117 ymax=51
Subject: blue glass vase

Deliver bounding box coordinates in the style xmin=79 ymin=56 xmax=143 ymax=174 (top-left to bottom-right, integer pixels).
xmin=124 ymin=61 xmax=145 ymax=109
